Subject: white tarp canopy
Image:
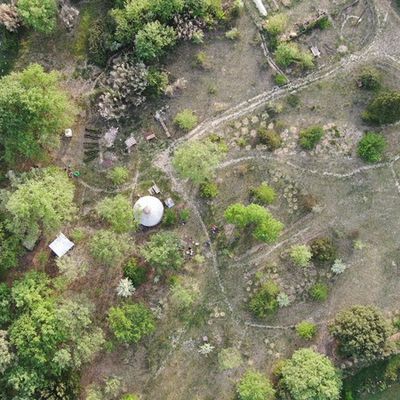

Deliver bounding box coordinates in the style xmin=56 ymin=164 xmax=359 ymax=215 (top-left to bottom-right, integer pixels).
xmin=49 ymin=233 xmax=75 ymax=257
xmin=133 ymin=196 xmax=164 ymax=227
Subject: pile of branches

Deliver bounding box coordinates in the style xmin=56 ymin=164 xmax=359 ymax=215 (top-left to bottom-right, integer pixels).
xmin=98 ymin=56 xmax=149 ymax=120
xmin=172 ymin=12 xmax=206 ymax=41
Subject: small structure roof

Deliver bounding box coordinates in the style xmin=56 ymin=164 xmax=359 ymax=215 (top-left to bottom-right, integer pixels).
xmin=133 ymin=196 xmax=164 ymax=227
xmin=49 ymin=233 xmax=74 ymax=257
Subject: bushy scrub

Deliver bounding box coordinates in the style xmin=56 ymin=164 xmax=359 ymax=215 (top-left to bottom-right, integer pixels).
xmin=0 ymin=283 xmax=12 ymax=328
xmin=296 ymin=321 xmax=317 ymax=340
xmin=147 ymin=68 xmax=169 ymax=96
xmin=218 ymin=347 xmax=243 ymax=370
xmin=249 ymin=280 xmax=280 ymax=318
xmin=280 ymin=348 xmax=342 ymax=400
xmin=108 ymin=167 xmax=129 ymax=185
xmin=163 ymin=208 xmax=178 ymax=227
xmin=264 ymin=13 xmax=288 ymax=36
xmin=357 ymin=132 xmax=386 ymax=163
xmin=90 ymin=230 xmax=131 ymax=267
xmin=96 ymin=195 xmax=138 ymax=233
xmin=329 ymin=305 xmax=392 ymax=359
xmin=0 ymin=222 xmax=21 ymax=273
xmin=275 ymin=43 xmax=314 ymax=70
xmin=309 ymin=283 xmax=329 ymax=301
xmin=174 ymin=109 xmax=198 ymax=131
xmin=225 ymin=203 xmax=284 ymax=244
xmin=358 ymin=67 xmax=382 ymax=91
xmin=123 ymin=258 xmax=147 ymax=287
xmin=170 ymin=282 xmax=198 ymax=311
xmin=363 ymin=91 xmax=400 ymax=125
xmin=310 ymin=237 xmax=337 ymax=263
xmin=200 ymin=180 xmax=219 ymax=198
xmin=17 ymin=0 xmax=57 ymax=33
xmin=257 ymin=128 xmax=282 ymax=150
xmin=290 ymin=244 xmax=312 ymax=268
xmin=299 ymin=126 xmax=324 ymax=150
xmin=251 ymin=183 xmax=276 ymax=205
xmin=108 ymin=303 xmax=155 ymax=344
xmin=275 ymin=73 xmax=288 ymax=86
xmin=237 ymin=370 xmax=276 ymax=400
xmin=135 ymin=21 xmax=177 ymax=62
xmin=225 ymin=27 xmax=240 ymax=40
xmin=141 ymin=232 xmax=183 ymax=273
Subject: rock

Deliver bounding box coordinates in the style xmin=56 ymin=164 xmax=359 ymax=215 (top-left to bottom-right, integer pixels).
xmin=242 ymin=118 xmax=249 ymax=126
xmin=251 ymin=116 xmax=259 ymax=124
xmin=337 ymin=45 xmax=348 ymax=54
xmin=268 ymin=122 xmax=274 ymax=130
xmin=241 ymin=127 xmax=249 ymax=135
xmin=250 ymin=129 xmax=257 ymax=138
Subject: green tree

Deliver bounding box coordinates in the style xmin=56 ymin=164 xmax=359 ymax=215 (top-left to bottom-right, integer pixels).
xmin=108 ymin=166 xmax=129 ymax=185
xmin=17 ymin=0 xmax=57 ymax=33
xmin=0 ymin=64 xmax=75 ymax=164
xmin=173 ymin=140 xmax=224 ymax=184
xmin=237 ymin=370 xmax=276 ymax=400
xmin=96 ymin=195 xmax=138 ymax=233
xmin=90 ymin=230 xmax=131 ymax=267
xmin=150 ymin=0 xmax=184 ymax=22
xmin=357 ymin=132 xmax=387 ymax=163
xmin=358 ymin=67 xmax=381 ymax=91
xmin=329 ymin=305 xmax=392 ymax=359
xmin=5 ymin=168 xmax=76 ymax=242
xmin=0 ymin=284 xmax=12 ymax=328
xmin=281 ymin=348 xmax=342 ymax=400
xmin=363 ymin=91 xmax=400 ymax=125
xmin=141 ymin=232 xmax=183 ymax=273
xmin=108 ymin=303 xmax=155 ymax=343
xmin=0 ymin=222 xmax=21 ymax=273
xmin=290 ymin=244 xmax=312 ymax=268
xmin=135 ymin=21 xmax=177 ymax=62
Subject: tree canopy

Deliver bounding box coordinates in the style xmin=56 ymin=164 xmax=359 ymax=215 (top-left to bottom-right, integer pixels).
xmin=237 ymin=370 xmax=275 ymax=400
xmin=280 ymin=348 xmax=342 ymax=400
xmin=362 ymin=91 xmax=400 ymax=125
xmin=17 ymin=0 xmax=58 ymax=33
xmin=4 ymin=168 xmax=76 ymax=244
xmin=172 ymin=140 xmax=225 ymax=184
xmin=0 ymin=64 xmax=75 ymax=164
xmin=329 ymin=305 xmax=392 ymax=359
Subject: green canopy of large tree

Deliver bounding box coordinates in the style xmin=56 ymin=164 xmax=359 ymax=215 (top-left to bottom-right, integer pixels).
xmin=172 ymin=140 xmax=224 ymax=184
xmin=0 ymin=64 xmax=76 ymax=165
xmin=281 ymin=348 xmax=342 ymax=400
xmin=4 ymin=168 xmax=76 ymax=243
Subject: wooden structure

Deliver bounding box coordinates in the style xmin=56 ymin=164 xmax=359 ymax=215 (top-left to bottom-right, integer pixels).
xmin=125 ymin=136 xmax=137 ymax=153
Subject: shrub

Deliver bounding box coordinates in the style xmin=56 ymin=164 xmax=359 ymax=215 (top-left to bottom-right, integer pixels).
xmin=237 ymin=370 xmax=276 ymax=400
xmin=135 ymin=21 xmax=177 ymax=62
xmin=359 ymin=67 xmax=381 ymax=91
xmin=141 ymin=232 xmax=183 ymax=273
xmin=275 ymin=43 xmax=314 ymax=70
xmin=329 ymin=305 xmax=392 ymax=359
xmin=147 ymin=68 xmax=169 ymax=96
xmin=170 ymin=282 xmax=198 ymax=311
xmin=309 ymin=283 xmax=329 ymax=302
xmin=281 ymin=348 xmax=342 ymax=400
xmin=310 ymin=237 xmax=337 ymax=262
xmin=163 ymin=208 xmax=178 ymax=227
xmin=200 ymin=181 xmax=219 ymax=198
xmin=275 ymin=73 xmax=288 ymax=86
xmin=108 ymin=167 xmax=129 ymax=185
xmin=249 ymin=280 xmax=280 ymax=318
xmin=90 ymin=230 xmax=131 ymax=267
xmin=299 ymin=126 xmax=324 ymax=150
xmin=251 ymin=183 xmax=276 ymax=205
xmin=17 ymin=0 xmax=57 ymax=33
xmin=218 ymin=347 xmax=242 ymax=370
xmin=277 ymin=292 xmax=290 ymax=308
xmin=357 ymin=132 xmax=386 ymax=163
xmin=225 ymin=27 xmax=240 ymax=40
xmin=108 ymin=303 xmax=155 ymax=344
xmin=257 ymin=128 xmax=282 ymax=150
xmin=363 ymin=91 xmax=400 ymax=125
xmin=123 ymin=258 xmax=147 ymax=287
xmin=179 ymin=209 xmax=190 ymax=223
xmin=264 ymin=13 xmax=288 ymax=36
xmin=331 ymin=259 xmax=346 ymax=274
xmin=290 ymin=245 xmax=312 ymax=268
xmin=225 ymin=203 xmax=284 ymax=244
xmin=296 ymin=321 xmax=317 ymax=340
xmin=174 ymin=109 xmax=198 ymax=131
xmin=121 ymin=395 xmax=139 ymax=400
xmin=0 ymin=283 xmax=12 ymax=328
xmin=96 ymin=195 xmax=138 ymax=233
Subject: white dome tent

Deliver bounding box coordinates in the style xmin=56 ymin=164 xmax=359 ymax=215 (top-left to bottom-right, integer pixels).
xmin=133 ymin=196 xmax=164 ymax=227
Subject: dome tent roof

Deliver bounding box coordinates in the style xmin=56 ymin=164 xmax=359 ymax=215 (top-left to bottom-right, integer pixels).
xmin=133 ymin=196 xmax=164 ymax=227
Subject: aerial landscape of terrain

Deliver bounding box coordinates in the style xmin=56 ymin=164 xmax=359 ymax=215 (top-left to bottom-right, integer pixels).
xmin=0 ymin=0 xmax=400 ymax=399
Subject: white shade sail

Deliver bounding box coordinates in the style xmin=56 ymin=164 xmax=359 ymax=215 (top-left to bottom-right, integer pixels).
xmin=133 ymin=196 xmax=164 ymax=227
